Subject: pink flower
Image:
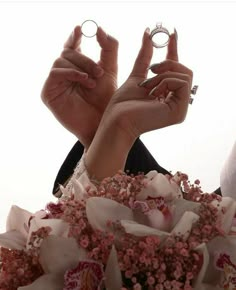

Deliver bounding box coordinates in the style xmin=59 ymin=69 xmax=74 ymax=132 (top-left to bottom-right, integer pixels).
xmin=63 ymin=260 xmax=104 ymax=290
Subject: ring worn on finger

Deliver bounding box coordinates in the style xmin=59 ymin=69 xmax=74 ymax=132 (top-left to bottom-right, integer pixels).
xmin=189 ymin=85 xmax=198 ymax=104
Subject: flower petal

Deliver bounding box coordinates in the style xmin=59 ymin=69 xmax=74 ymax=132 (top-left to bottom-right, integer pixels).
xmin=105 ymin=245 xmax=122 ymax=290
xmin=26 ymin=217 xmax=69 ymax=248
xmin=212 ymin=197 xmax=236 ymax=234
xmin=59 ymin=184 xmax=70 ymax=197
xmin=0 ymin=230 xmax=25 ymax=250
xmin=137 ymin=171 xmax=181 ymax=201
xmin=146 ymin=209 xmax=171 ymax=231
xmin=86 ymin=197 xmax=133 ymax=231
xmin=172 ymin=198 xmax=200 ymax=228
xmin=193 ymin=243 xmax=209 ymax=289
xmin=6 ymin=205 xmax=32 ymax=238
xmin=121 ymin=220 xmax=169 ymax=239
xmin=199 ymin=283 xmax=222 ymax=290
xmin=63 ymin=172 xmax=97 ymax=200
xmin=207 ymin=236 xmax=236 ymax=267
xmin=18 ymin=273 xmax=64 ymax=290
xmin=70 ymin=178 xmax=86 ymax=200
xmin=171 ymin=211 xmax=199 ymax=240
xmin=39 ymin=235 xmax=86 ymax=274
xmin=64 ymin=260 xmax=104 ymax=290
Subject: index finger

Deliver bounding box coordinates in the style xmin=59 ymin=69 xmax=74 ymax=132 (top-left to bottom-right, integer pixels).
xmin=130 ymin=28 xmax=153 ymax=78
xmin=64 ymin=26 xmax=82 ymax=51
xmin=166 ymin=29 xmax=178 ymax=62
xmin=96 ymin=26 xmax=119 ymax=75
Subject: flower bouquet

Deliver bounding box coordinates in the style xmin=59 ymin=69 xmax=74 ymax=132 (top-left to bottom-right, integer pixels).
xmin=0 ymin=169 xmax=236 ymax=290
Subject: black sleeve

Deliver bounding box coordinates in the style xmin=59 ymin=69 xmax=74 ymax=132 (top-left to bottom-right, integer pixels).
xmin=214 ymin=187 xmax=222 ymax=196
xmin=53 ymin=140 xmax=85 ymax=195
xmin=52 ymin=138 xmax=170 ymax=195
xmin=52 ymin=138 xmax=221 ymax=196
xmin=125 ymin=138 xmax=170 ymax=176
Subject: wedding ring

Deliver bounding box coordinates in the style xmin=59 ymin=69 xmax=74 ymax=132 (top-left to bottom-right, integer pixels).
xmin=81 ymin=20 xmax=98 ymax=38
xmin=189 ymin=85 xmax=198 ymax=104
xmin=150 ymin=22 xmax=170 ymax=48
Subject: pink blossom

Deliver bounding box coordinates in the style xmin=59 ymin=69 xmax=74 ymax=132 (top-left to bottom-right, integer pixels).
xmin=63 ymin=260 xmax=104 ymax=290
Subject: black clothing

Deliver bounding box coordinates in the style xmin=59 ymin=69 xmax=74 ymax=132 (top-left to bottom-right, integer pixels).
xmin=53 ymin=138 xmax=169 ymax=195
xmin=53 ymin=138 xmax=221 ymax=196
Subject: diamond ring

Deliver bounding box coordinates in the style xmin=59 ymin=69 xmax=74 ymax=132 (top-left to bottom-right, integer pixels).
xmin=150 ymin=22 xmax=170 ymax=48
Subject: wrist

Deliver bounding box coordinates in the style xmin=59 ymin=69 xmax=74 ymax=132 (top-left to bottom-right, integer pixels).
xmin=85 ymin=116 xmax=135 ymax=181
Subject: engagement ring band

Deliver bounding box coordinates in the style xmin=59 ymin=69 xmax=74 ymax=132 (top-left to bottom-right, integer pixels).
xmin=81 ymin=20 xmax=98 ymax=38
xmin=150 ymin=22 xmax=170 ymax=48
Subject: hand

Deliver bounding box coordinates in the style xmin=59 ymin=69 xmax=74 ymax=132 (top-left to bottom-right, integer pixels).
xmin=102 ymin=28 xmax=192 ymax=141
xmin=41 ymin=25 xmax=118 ymax=148
xmin=85 ymin=28 xmax=193 ymax=180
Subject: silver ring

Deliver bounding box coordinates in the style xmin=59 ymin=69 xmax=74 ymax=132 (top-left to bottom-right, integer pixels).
xmin=191 ymin=85 xmax=198 ymax=95
xmin=81 ymin=20 xmax=98 ymax=38
xmin=189 ymin=85 xmax=198 ymax=104
xmin=150 ymin=22 xmax=170 ymax=48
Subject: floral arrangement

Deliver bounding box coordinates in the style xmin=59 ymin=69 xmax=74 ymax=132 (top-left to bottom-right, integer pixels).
xmin=0 ymin=169 xmax=236 ymax=290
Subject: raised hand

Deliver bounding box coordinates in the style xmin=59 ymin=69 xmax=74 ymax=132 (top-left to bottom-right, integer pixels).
xmin=103 ymin=29 xmax=192 ymax=140
xmin=41 ymin=25 xmax=118 ymax=148
xmin=85 ymin=28 xmax=192 ymax=180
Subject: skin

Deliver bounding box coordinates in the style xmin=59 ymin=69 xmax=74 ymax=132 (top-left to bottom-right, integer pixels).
xmin=85 ymin=28 xmax=192 ymax=181
xmin=41 ymin=25 xmax=118 ymax=149
xmin=41 ymin=25 xmax=192 ymax=153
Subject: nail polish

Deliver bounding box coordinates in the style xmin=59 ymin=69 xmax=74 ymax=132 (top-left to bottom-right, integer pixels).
xmin=138 ymin=78 xmax=151 ymax=87
xmin=145 ymin=27 xmax=150 ymax=34
xmin=174 ymin=27 xmax=178 ymax=42
xmin=147 ymin=63 xmax=160 ymax=70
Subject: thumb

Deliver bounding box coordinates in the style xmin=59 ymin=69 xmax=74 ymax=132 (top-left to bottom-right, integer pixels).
xmin=130 ymin=28 xmax=153 ymax=78
xmin=96 ymin=26 xmax=118 ymax=75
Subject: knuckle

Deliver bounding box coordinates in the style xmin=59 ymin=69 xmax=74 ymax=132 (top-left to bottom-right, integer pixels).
xmin=48 ymin=68 xmax=58 ymax=79
xmin=60 ymin=48 xmax=72 ymax=59
xmin=40 ymin=90 xmax=48 ymax=104
xmin=164 ymin=59 xmax=175 ymax=67
xmin=108 ymin=35 xmax=119 ymax=49
xmin=52 ymin=57 xmax=63 ymax=68
xmin=184 ymin=74 xmax=191 ymax=83
xmin=188 ymin=69 xmax=193 ymax=79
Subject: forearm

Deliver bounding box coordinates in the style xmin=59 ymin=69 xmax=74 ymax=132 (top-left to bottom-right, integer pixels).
xmin=85 ymin=118 xmax=135 ymax=181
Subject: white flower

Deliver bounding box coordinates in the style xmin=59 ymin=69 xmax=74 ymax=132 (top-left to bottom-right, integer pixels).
xmin=136 ymin=170 xmax=182 ymax=201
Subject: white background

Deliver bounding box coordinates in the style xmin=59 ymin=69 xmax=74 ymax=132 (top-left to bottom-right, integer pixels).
xmin=0 ymin=0 xmax=236 ymax=232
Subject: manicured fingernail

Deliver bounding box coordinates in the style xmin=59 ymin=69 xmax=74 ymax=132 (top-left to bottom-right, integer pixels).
xmin=149 ymin=86 xmax=158 ymax=96
xmin=71 ymin=30 xmax=74 ymax=41
xmin=145 ymin=27 xmax=150 ymax=34
xmin=147 ymin=63 xmax=160 ymax=70
xmin=174 ymin=27 xmax=178 ymax=42
xmin=138 ymin=78 xmax=152 ymax=87
xmin=93 ymin=66 xmax=104 ymax=77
